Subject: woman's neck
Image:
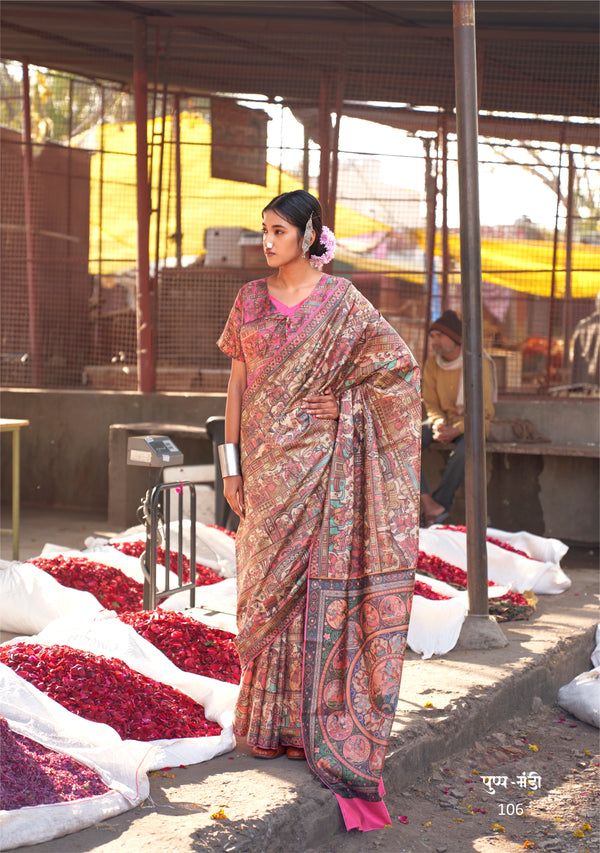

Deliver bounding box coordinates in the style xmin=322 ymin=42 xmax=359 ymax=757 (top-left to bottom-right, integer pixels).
xmin=269 ymin=259 xmax=321 ymax=294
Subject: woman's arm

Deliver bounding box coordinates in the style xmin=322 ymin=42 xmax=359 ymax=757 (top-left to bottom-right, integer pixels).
xmin=223 ymin=358 xmax=247 ymax=518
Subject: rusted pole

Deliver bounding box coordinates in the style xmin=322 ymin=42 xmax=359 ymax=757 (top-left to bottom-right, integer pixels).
xmin=21 ymin=62 xmax=42 ymax=386
xmin=422 ymin=137 xmax=437 ymax=366
xmin=562 ymin=150 xmax=575 ymax=372
xmin=318 ymin=79 xmax=331 ymax=224
xmin=303 ymin=124 xmax=310 ymax=191
xmin=546 ymin=144 xmax=563 ymax=390
xmin=328 ymin=74 xmax=344 ymax=238
xmin=133 ymin=16 xmax=155 ymax=392
xmin=453 ymin=1 xmax=504 ymax=648
xmin=440 ymin=115 xmax=449 ymax=310
xmin=173 ymin=94 xmax=183 ymax=268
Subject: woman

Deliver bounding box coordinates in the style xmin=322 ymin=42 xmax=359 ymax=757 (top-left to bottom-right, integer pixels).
xmin=217 ymin=190 xmax=420 ymax=831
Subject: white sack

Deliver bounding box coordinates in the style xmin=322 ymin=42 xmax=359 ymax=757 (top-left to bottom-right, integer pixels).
xmin=419 ymin=527 xmax=571 ymax=594
xmin=590 ymin=624 xmax=600 ymax=669
xmin=161 ymin=576 xmax=238 ymax=616
xmin=0 ymin=665 xmax=152 ymax=850
xmin=486 ymin=527 xmax=568 ymax=566
xmin=88 ymin=519 xmax=236 ymax=578
xmin=8 ymin=609 xmax=238 ymax=733
xmin=557 ymin=668 xmax=600 ymax=728
xmin=407 ymin=593 xmax=467 ymax=659
xmin=0 ymin=562 xmax=103 ymax=636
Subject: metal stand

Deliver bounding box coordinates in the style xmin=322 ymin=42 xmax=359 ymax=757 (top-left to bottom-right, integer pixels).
xmin=137 ymin=481 xmax=197 ymax=610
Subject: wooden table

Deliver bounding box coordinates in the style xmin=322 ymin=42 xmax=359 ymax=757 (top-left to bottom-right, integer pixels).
xmin=1 ymin=418 xmax=30 ymax=559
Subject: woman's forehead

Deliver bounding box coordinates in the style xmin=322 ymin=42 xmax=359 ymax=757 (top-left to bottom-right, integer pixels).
xmin=262 ymin=209 xmax=292 ymax=227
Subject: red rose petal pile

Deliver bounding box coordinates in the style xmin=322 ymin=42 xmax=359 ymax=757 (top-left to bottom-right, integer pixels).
xmin=111 ymin=541 xmax=222 ymax=587
xmin=31 ymin=555 xmax=144 ymax=612
xmin=416 ymin=551 xmax=534 ymax=621
xmin=414 ymin=579 xmax=451 ymax=601
xmin=0 ymin=643 xmax=221 ymax=742
xmin=119 ymin=610 xmax=241 ymax=684
xmin=0 ymin=715 xmax=110 ymax=811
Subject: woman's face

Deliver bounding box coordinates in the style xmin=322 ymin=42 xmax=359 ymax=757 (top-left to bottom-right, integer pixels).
xmin=262 ymin=209 xmax=303 ymax=268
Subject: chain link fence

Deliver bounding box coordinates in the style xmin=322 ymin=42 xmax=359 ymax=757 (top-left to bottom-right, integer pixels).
xmin=1 ymin=45 xmax=598 ymax=395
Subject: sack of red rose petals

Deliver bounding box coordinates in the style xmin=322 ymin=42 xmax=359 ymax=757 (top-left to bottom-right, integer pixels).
xmin=0 ymin=665 xmax=153 ymax=850
xmin=0 ymin=559 xmax=103 ymax=635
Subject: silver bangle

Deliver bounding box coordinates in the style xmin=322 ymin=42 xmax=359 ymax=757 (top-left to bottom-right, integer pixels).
xmin=218 ymin=443 xmax=241 ymax=478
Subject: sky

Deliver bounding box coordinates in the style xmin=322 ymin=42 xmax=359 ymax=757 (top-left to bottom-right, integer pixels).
xmin=257 ymin=103 xmax=593 ymax=232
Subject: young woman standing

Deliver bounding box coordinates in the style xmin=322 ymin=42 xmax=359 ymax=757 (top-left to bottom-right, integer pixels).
xmin=217 ymin=190 xmax=421 ymax=831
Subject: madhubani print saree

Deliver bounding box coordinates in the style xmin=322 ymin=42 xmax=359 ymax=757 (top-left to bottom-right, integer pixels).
xmin=218 ymin=275 xmax=421 ymax=830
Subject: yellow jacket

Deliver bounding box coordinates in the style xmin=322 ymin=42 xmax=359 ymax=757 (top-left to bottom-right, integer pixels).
xmin=422 ymin=353 xmax=495 ymax=435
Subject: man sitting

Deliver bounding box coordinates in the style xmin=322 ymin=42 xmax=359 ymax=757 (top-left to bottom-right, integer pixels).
xmin=420 ymin=309 xmax=495 ymax=527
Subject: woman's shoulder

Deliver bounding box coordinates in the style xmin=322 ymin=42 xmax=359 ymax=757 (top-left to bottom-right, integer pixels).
xmin=239 ymin=277 xmax=268 ymax=294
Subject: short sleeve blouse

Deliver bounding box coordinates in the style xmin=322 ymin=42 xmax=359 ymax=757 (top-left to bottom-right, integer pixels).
xmin=217 ymin=276 xmax=331 ymax=379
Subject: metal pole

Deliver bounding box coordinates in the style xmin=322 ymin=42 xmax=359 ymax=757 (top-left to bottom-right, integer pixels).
xmin=562 ymin=150 xmax=575 ymax=372
xmin=303 ymin=124 xmax=310 ymax=191
xmin=318 ymin=79 xmax=331 ymax=224
xmin=133 ymin=16 xmax=155 ymax=392
xmin=174 ymin=94 xmax=183 ymax=267
xmin=21 ymin=62 xmax=42 ymax=386
xmin=453 ymin=1 xmax=505 ymax=648
xmin=440 ymin=115 xmax=449 ymax=310
xmin=328 ymin=74 xmax=344 ymax=238
xmin=546 ymin=144 xmax=564 ymax=390
xmin=423 ymin=137 xmax=437 ymax=366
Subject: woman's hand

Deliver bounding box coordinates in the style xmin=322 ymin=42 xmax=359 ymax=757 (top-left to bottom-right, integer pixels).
xmin=223 ymin=474 xmax=245 ymax=519
xmin=303 ymin=387 xmax=339 ymax=419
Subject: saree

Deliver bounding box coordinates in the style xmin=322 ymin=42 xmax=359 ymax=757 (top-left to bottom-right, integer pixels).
xmin=218 ymin=275 xmax=421 ymax=830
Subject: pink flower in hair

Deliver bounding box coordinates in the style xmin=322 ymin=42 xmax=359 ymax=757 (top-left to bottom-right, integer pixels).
xmin=310 ymin=225 xmax=336 ymax=267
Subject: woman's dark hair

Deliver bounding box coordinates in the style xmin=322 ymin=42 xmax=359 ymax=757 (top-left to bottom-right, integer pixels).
xmin=262 ymin=190 xmax=325 ymax=257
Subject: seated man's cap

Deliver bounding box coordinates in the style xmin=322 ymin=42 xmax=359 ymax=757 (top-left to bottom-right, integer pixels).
xmin=429 ymin=310 xmax=462 ymax=345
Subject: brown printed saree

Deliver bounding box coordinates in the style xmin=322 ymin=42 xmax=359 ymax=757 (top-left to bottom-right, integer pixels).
xmin=218 ymin=275 xmax=420 ymax=829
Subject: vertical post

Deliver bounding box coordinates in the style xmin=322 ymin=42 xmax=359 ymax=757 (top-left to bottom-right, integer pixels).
xmin=562 ymin=150 xmax=575 ymax=372
xmin=440 ymin=116 xmax=450 ymax=310
xmin=318 ymin=79 xmax=331 ymax=224
xmin=546 ymin=145 xmax=563 ymax=390
xmin=21 ymin=63 xmax=42 ymax=386
xmin=133 ymin=17 xmax=155 ymax=392
xmin=303 ymin=125 xmax=310 ymax=191
xmin=453 ymin=0 xmax=506 ymax=648
xmin=423 ymin=138 xmax=438 ymax=365
xmin=173 ymin=95 xmax=183 ymax=267
xmin=11 ymin=427 xmax=21 ymax=560
xmin=328 ymin=74 xmax=344 ymax=238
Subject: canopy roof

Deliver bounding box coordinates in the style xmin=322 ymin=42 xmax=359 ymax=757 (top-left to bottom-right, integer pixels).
xmin=1 ymin=1 xmax=598 ymax=120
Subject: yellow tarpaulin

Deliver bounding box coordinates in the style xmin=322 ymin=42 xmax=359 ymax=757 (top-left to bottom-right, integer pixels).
xmin=414 ymin=232 xmax=599 ymax=299
xmin=85 ymin=113 xmax=387 ymax=274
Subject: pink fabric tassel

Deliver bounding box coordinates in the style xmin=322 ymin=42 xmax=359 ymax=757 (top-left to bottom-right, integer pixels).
xmin=335 ymin=778 xmax=391 ymax=832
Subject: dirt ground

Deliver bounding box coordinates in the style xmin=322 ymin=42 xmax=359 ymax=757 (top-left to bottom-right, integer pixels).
xmin=299 ymin=702 xmax=599 ymax=853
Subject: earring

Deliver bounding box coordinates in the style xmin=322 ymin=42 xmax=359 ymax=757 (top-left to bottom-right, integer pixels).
xmin=301 ymin=215 xmax=313 ymax=258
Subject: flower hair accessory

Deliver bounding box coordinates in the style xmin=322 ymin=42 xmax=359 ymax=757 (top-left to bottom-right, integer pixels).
xmin=310 ymin=225 xmax=336 ymax=267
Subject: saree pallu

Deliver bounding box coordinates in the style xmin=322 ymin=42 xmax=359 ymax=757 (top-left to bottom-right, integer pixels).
xmin=234 ymin=277 xmax=421 ymax=830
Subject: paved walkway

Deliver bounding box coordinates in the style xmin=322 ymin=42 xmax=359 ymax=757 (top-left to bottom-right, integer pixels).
xmin=1 ymin=506 xmax=598 ymax=852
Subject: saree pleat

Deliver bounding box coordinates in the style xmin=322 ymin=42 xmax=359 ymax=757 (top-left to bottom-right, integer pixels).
xmin=219 ymin=276 xmax=420 ymax=827
xmin=233 ymin=609 xmax=304 ymax=749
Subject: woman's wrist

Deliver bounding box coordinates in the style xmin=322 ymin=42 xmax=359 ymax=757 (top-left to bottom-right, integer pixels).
xmin=218 ymin=443 xmax=241 ymax=478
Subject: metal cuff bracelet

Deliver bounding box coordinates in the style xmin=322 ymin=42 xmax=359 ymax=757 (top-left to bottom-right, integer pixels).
xmin=218 ymin=443 xmax=241 ymax=478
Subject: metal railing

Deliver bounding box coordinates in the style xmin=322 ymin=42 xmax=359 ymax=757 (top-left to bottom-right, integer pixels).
xmin=138 ymin=481 xmax=197 ymax=610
